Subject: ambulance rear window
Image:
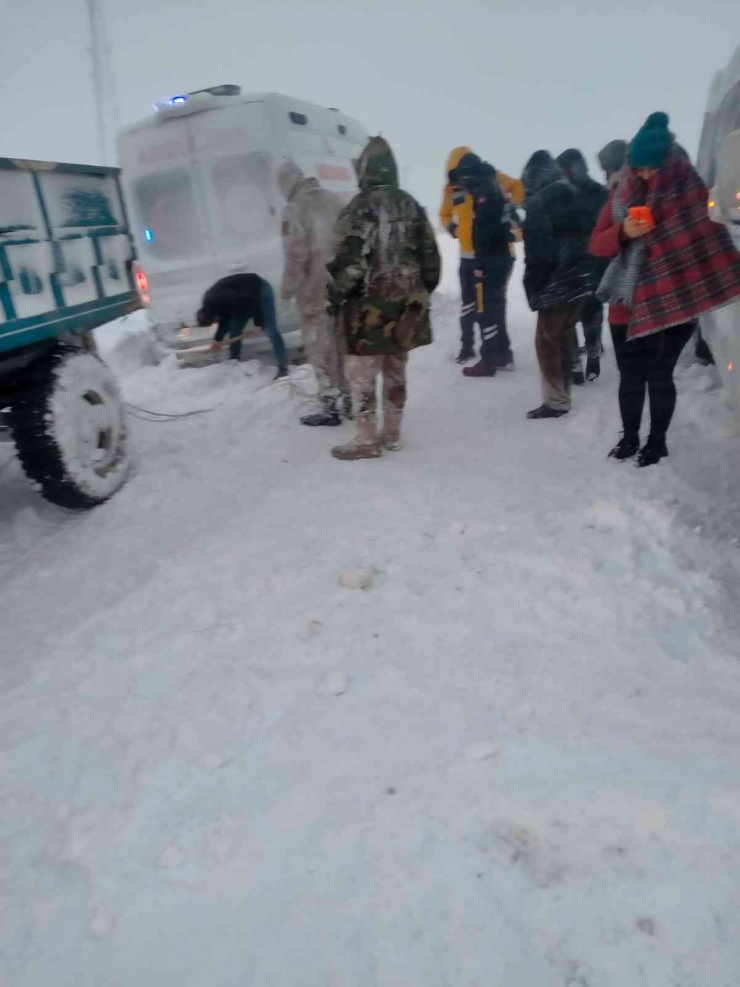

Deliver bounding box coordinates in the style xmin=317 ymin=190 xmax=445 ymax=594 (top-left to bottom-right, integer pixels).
xmin=135 ymin=168 xmax=201 ymax=260
xmin=708 ymin=81 xmax=740 ymax=187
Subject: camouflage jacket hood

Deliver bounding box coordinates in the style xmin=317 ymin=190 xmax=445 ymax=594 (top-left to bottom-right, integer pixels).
xmin=356 ymin=137 xmax=399 ymax=191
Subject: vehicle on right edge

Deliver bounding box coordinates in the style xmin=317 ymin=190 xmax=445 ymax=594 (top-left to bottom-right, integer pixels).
xmin=697 ymin=43 xmax=740 ymax=414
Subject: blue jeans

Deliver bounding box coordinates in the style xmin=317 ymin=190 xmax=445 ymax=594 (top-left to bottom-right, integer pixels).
xmin=224 ymin=281 xmax=287 ymax=370
xmin=259 ymin=280 xmax=288 ymax=371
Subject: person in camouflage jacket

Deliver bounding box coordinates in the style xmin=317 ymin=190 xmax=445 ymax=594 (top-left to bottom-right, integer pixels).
xmin=277 ymin=158 xmax=346 ymax=426
xmin=327 ymin=137 xmax=440 ymax=460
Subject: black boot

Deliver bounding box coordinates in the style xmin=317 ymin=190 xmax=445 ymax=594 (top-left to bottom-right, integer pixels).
xmin=526 ymin=404 xmax=568 ymax=420
xmin=572 ymin=368 xmax=586 ymax=386
xmin=456 ymin=346 xmax=475 ymax=364
xmin=608 ymin=434 xmax=639 ymax=461
xmin=301 ymin=396 xmax=341 ymax=427
xmin=463 ymin=360 xmax=497 ymax=378
xmin=637 ymin=436 xmax=668 ymax=468
xmin=586 ymin=356 xmax=601 ymax=382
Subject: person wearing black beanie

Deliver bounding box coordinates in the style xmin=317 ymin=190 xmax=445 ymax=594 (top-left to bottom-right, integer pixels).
xmin=451 ymin=153 xmax=519 ymax=378
xmin=521 ymin=151 xmax=597 ymax=419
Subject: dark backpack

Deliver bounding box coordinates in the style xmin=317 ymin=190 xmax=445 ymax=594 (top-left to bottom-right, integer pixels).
xmin=471 ymin=180 xmax=511 ymax=257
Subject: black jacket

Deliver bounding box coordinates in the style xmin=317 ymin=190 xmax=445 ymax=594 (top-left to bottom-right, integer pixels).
xmin=200 ymin=274 xmax=265 ymax=333
xmin=468 ymin=179 xmax=512 ymax=260
xmin=522 ymin=151 xmax=596 ymax=312
xmin=555 ymin=149 xmax=608 ymax=230
xmin=556 ymin=149 xmax=609 ymax=277
xmin=454 ymin=155 xmax=515 ymax=265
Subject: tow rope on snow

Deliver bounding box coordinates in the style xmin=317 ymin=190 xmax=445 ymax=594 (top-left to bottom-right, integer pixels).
xmin=124 ymin=402 xmax=215 ymax=422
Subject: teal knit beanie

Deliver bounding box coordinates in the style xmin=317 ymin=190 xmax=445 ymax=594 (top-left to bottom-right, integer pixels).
xmin=628 ymin=112 xmax=672 ymax=169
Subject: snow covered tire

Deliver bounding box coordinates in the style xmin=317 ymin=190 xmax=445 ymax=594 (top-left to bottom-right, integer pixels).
xmin=9 ymin=346 xmax=130 ymax=509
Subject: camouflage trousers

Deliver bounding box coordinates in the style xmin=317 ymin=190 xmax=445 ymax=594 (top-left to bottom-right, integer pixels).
xmin=302 ymin=310 xmax=347 ymax=400
xmin=345 ymin=353 xmax=408 ymax=441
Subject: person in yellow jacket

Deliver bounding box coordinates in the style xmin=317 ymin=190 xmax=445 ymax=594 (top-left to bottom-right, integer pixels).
xmin=440 ymin=146 xmax=524 ymax=362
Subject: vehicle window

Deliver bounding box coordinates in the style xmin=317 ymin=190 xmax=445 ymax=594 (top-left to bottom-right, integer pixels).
xmin=697 ymin=113 xmax=717 ymax=185
xmin=709 ymin=81 xmax=740 ymax=187
xmin=209 ymin=153 xmax=274 ymax=244
xmin=135 ymin=168 xmax=201 ymax=260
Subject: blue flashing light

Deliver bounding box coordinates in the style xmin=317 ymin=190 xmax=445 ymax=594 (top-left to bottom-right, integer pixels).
xmin=144 ymin=228 xmax=154 ymax=242
xmin=170 ymin=95 xmax=188 ymax=106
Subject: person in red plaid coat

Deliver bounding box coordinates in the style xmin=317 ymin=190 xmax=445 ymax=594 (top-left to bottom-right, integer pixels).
xmin=590 ymin=112 xmax=740 ymax=467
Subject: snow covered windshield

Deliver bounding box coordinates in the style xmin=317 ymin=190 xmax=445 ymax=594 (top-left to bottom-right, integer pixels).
xmin=135 ymin=168 xmax=201 ymax=261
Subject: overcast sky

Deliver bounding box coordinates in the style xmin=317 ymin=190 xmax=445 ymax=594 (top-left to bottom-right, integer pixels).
xmin=2 ymin=0 xmax=738 ymax=215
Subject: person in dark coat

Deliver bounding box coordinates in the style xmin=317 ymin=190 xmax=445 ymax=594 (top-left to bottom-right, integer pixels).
xmin=556 ymin=148 xmax=609 ymax=383
xmin=521 ymin=151 xmax=596 ymax=419
xmin=597 ymin=140 xmax=628 ymax=191
xmin=449 ymin=153 xmax=517 ymax=377
xmin=197 ymin=273 xmax=288 ymax=378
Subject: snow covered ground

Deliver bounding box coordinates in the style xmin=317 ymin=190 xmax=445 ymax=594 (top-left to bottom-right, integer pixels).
xmin=2 ymin=274 xmax=740 ymax=986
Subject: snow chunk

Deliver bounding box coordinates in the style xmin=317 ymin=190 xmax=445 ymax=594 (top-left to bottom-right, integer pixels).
xmin=158 ymin=845 xmax=185 ymax=869
xmin=465 ymin=742 xmax=498 ymax=762
xmin=636 ymin=917 xmax=657 ymax=937
xmin=88 ymin=909 xmax=113 ymax=940
xmin=337 ymin=568 xmax=375 ymax=591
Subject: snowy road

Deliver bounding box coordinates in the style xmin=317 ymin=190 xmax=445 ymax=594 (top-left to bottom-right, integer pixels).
xmin=2 ymin=283 xmax=740 ymax=986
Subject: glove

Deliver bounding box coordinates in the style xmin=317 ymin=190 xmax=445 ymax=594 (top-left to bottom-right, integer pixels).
xmin=447 ymin=223 xmax=458 ymax=239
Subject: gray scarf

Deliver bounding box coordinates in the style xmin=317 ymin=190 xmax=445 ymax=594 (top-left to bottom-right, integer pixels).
xmin=596 ymin=178 xmax=645 ymax=306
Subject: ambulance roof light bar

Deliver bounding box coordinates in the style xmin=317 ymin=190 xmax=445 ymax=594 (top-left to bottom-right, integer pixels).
xmin=153 ymin=84 xmax=242 ymax=115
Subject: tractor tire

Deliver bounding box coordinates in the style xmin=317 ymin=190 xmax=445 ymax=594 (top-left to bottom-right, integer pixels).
xmin=8 ymin=345 xmax=130 ymax=509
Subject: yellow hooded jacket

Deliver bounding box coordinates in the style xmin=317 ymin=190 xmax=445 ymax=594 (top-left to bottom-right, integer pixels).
xmin=439 ymin=146 xmax=524 ymax=257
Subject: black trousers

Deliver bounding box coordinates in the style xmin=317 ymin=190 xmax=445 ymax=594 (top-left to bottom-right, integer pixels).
xmin=459 ymin=257 xmax=477 ymax=350
xmin=477 ymin=255 xmax=514 ymax=368
xmin=610 ymin=322 xmax=695 ymax=441
xmin=571 ymin=295 xmax=604 ymax=368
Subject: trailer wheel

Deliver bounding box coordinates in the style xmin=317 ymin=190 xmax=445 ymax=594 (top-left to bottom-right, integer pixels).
xmin=9 ymin=346 xmax=130 ymax=509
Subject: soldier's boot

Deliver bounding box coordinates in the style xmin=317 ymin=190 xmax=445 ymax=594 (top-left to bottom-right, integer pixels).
xmin=301 ymin=395 xmax=341 ymax=427
xmin=381 ymin=433 xmax=403 ymax=452
xmin=381 ymin=411 xmax=403 ymax=451
xmin=331 ymin=420 xmax=382 ymax=461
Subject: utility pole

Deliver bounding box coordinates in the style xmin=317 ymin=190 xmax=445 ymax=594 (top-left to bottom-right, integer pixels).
xmin=86 ymin=0 xmax=117 ymax=165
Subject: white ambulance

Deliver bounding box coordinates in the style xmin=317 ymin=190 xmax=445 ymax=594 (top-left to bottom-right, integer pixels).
xmin=697 ymin=45 xmax=740 ymax=413
xmin=118 ymin=85 xmax=370 ymax=347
